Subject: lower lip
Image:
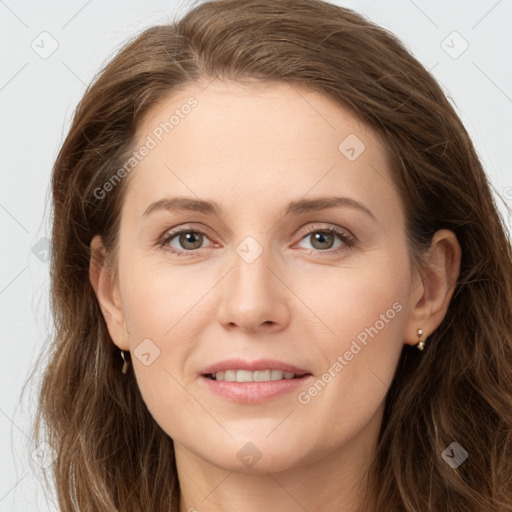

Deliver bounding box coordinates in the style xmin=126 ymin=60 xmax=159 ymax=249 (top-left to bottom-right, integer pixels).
xmin=200 ymin=374 xmax=314 ymax=404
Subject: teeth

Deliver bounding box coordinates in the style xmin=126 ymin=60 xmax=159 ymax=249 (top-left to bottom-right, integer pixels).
xmin=254 ymin=370 xmax=271 ymax=382
xmin=211 ymin=369 xmax=298 ymax=382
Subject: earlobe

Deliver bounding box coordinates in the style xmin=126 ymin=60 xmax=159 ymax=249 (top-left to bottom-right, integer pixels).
xmin=89 ymin=235 xmax=130 ymax=350
xmin=404 ymin=229 xmax=461 ymax=347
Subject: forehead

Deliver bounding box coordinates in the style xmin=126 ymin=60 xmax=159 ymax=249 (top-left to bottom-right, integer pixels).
xmin=121 ymin=79 xmax=399 ymax=223
xmin=136 ymin=79 xmax=376 ymax=154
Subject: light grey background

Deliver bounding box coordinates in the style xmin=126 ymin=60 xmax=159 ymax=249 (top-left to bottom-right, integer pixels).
xmin=1 ymin=0 xmax=511 ymax=510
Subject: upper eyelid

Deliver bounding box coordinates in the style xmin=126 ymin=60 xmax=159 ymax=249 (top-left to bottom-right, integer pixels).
xmin=296 ymin=222 xmax=354 ymax=239
xmin=162 ymin=223 xmax=216 ymax=241
xmin=162 ymin=222 xmax=350 ymax=236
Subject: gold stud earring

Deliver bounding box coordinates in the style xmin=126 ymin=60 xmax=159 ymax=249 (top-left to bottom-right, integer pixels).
xmin=120 ymin=350 xmax=129 ymax=374
xmin=416 ymin=328 xmax=427 ymax=351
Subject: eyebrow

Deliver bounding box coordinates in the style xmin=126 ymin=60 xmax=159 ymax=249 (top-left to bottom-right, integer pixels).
xmin=142 ymin=196 xmax=375 ymax=220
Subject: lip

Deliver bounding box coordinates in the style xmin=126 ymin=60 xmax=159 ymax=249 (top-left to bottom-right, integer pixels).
xmin=200 ymin=374 xmax=314 ymax=404
xmin=199 ymin=358 xmax=314 ymax=404
xmin=200 ymin=358 xmax=311 ymax=376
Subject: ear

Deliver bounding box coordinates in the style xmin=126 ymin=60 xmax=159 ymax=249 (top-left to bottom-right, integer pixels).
xmin=403 ymin=229 xmax=461 ymax=347
xmin=89 ymin=235 xmax=130 ymax=350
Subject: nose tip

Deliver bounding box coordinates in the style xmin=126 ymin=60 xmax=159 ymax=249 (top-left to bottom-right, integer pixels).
xmin=216 ymin=246 xmax=291 ymax=334
xmin=228 ymin=319 xmax=276 ymax=332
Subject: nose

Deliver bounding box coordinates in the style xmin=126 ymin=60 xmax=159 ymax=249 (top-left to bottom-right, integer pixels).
xmin=216 ymin=242 xmax=291 ymax=334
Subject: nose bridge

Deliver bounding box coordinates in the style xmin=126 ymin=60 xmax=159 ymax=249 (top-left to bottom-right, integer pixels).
xmin=231 ymin=232 xmax=276 ymax=305
xmin=215 ymin=230 xmax=289 ymax=331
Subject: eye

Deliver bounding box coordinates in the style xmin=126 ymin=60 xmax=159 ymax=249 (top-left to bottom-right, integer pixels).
xmin=157 ymin=223 xmax=356 ymax=257
xmin=158 ymin=227 xmax=214 ymax=256
xmin=295 ymin=224 xmax=355 ymax=255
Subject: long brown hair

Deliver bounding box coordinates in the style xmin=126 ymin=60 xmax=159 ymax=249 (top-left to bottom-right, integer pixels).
xmin=30 ymin=0 xmax=512 ymax=510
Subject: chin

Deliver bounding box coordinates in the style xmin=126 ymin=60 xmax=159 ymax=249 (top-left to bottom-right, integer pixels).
xmin=191 ymin=438 xmax=316 ymax=475
xmin=210 ymin=453 xmax=303 ymax=475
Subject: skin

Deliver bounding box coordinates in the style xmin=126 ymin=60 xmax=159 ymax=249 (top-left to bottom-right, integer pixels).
xmin=90 ymin=80 xmax=461 ymax=512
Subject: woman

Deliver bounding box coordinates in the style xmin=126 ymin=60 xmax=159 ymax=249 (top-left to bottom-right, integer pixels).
xmin=32 ymin=0 xmax=512 ymax=510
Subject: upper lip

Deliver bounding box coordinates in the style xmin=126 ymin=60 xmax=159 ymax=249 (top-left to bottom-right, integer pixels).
xmin=201 ymin=359 xmax=311 ymax=376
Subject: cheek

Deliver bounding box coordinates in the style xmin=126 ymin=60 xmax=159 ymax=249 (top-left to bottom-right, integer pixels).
xmin=292 ymin=250 xmax=410 ymax=399
xmin=287 ymin=271 xmax=408 ymax=449
xmin=116 ymin=258 xmax=213 ymax=436
xmin=297 ymin=251 xmax=409 ymax=342
xmin=118 ymin=251 xmax=197 ymax=333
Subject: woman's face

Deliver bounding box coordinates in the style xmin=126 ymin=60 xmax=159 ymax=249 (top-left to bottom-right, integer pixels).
xmin=99 ymin=80 xmax=426 ymax=473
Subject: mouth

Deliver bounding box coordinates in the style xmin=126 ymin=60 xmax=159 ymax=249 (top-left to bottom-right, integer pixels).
xmin=199 ymin=360 xmax=314 ymax=404
xmin=204 ymin=369 xmax=312 ymax=382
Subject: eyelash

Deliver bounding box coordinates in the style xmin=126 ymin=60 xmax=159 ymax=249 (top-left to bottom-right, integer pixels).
xmin=157 ymin=224 xmax=356 ymax=257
